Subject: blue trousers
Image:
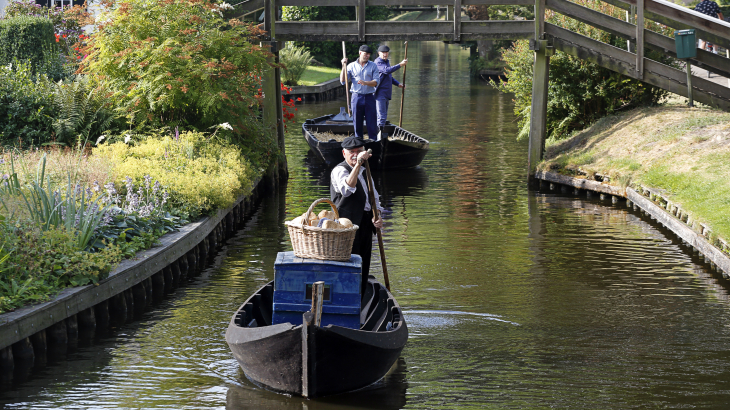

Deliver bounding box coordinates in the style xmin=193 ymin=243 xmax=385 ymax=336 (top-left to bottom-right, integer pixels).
xmin=352 ymin=93 xmax=379 ymax=141
xmin=376 ymin=97 xmax=389 ymax=127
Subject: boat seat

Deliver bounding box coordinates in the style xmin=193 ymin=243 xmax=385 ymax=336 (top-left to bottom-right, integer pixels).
xmin=375 ymin=299 xmax=395 ymax=332
xmin=362 ymin=288 xmax=388 ymax=331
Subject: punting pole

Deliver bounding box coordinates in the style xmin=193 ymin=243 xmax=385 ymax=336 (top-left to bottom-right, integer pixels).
xmin=363 ymin=149 xmax=390 ymax=291
xmin=342 ymin=42 xmax=351 ymax=116
xmin=398 ymin=41 xmax=408 ymax=128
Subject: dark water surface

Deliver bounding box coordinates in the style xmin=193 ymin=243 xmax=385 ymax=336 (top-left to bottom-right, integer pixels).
xmin=3 ymin=42 xmax=730 ymax=409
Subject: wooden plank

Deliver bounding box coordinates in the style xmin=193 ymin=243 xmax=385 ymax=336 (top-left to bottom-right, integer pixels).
xmin=278 ymin=0 xmax=356 ymax=4
xmin=454 ymin=0 xmax=462 ymax=41
xmin=263 ymin=0 xmax=271 ymax=36
xmin=358 ymin=0 xmax=365 ymax=42
xmin=535 ymin=0 xmax=546 ymax=39
xmin=461 ymin=20 xmax=534 ymax=37
xmin=636 ymin=0 xmax=644 ymax=79
xmin=534 ymin=171 xmax=626 ymax=196
xmin=645 ymin=30 xmax=730 ymax=78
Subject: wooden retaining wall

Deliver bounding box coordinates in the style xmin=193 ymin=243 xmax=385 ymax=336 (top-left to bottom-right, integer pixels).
xmin=535 ymin=170 xmax=730 ymax=279
xmin=0 ymin=178 xmax=267 ymax=376
xmin=285 ymin=78 xmax=345 ymax=104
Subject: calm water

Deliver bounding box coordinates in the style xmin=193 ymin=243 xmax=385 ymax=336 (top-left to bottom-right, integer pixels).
xmin=3 ymin=42 xmax=730 ymax=409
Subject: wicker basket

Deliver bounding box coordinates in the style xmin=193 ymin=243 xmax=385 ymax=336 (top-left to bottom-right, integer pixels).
xmin=285 ymin=198 xmax=359 ymax=261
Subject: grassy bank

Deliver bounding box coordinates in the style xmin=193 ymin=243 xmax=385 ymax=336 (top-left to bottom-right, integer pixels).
xmin=540 ymin=104 xmax=730 ymax=241
xmin=297 ymin=66 xmax=342 ymax=86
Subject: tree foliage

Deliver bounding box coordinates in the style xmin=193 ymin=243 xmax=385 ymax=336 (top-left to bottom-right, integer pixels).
xmin=281 ymin=6 xmax=391 ymax=67
xmin=81 ymin=0 xmax=273 ymax=133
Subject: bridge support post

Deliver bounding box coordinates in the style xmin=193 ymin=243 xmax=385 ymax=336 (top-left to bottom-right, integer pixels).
xmin=527 ymin=39 xmax=552 ymax=181
xmin=261 ymin=0 xmax=287 ymax=180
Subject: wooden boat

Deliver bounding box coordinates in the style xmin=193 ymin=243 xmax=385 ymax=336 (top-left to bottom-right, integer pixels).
xmin=303 ymin=110 xmax=429 ymax=170
xmin=225 ymin=275 xmax=408 ymax=398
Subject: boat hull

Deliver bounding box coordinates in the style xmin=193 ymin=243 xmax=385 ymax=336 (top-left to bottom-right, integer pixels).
xmin=303 ymin=114 xmax=429 ymax=170
xmin=225 ymin=277 xmax=408 ymax=397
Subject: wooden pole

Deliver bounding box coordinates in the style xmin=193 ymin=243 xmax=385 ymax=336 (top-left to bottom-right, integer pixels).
xmin=342 ymin=42 xmax=351 ymax=116
xmin=686 ymin=61 xmax=694 ymax=107
xmin=363 ymin=150 xmax=390 ymax=291
xmin=311 ymin=281 xmax=324 ymax=327
xmin=636 ymin=0 xmax=644 ymax=80
xmin=398 ymin=41 xmax=408 ymax=128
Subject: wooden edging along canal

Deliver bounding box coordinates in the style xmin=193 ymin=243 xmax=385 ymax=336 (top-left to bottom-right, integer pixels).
xmin=535 ymin=170 xmax=730 ymax=278
xmin=0 ymin=177 xmax=266 ymax=373
xmin=286 ymin=78 xmax=345 ymax=103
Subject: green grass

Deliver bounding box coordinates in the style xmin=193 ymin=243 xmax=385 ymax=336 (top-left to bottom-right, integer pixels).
xmin=296 ymin=66 xmax=342 ymax=86
xmin=540 ymin=105 xmax=730 ymax=243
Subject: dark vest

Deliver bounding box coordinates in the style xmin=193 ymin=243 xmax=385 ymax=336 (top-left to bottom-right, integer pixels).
xmin=330 ymin=161 xmax=367 ymax=225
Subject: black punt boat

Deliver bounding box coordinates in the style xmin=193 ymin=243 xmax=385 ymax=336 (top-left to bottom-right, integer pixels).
xmin=303 ymin=111 xmax=429 ymax=170
xmin=225 ymin=276 xmax=408 ymax=398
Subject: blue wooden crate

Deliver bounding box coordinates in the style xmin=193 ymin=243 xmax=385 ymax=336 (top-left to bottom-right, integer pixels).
xmin=272 ymin=251 xmax=361 ymax=329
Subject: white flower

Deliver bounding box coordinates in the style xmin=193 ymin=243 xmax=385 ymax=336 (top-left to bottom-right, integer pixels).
xmin=96 ymin=135 xmax=106 ymax=144
xmin=219 ymin=2 xmax=234 ymax=10
xmin=219 ymin=122 xmax=233 ymax=131
xmin=124 ymin=134 xmax=132 ymax=144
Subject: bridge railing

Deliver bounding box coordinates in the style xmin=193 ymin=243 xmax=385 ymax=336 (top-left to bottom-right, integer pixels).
xmin=541 ymin=0 xmax=730 ymax=110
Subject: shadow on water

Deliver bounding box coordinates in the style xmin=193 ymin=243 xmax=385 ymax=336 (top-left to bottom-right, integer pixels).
xmin=226 ymin=358 xmax=408 ymax=410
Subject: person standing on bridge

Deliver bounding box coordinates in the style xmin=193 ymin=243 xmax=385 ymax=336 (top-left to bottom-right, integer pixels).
xmin=374 ymin=45 xmax=407 ymax=138
xmin=330 ymin=136 xmax=384 ymax=293
xmin=694 ymin=0 xmax=724 ymax=54
xmin=341 ymin=45 xmax=380 ymax=141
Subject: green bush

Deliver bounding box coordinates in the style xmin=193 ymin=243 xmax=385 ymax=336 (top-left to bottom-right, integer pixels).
xmin=281 ymin=6 xmax=391 ymax=67
xmin=52 ymin=75 xmax=120 ymax=147
xmin=280 ymin=43 xmax=314 ymax=85
xmin=0 ymin=222 xmax=121 ymax=313
xmin=0 ymin=15 xmax=56 ymax=71
xmin=82 ymin=0 xmax=272 ymax=133
xmin=497 ymin=1 xmax=671 ymax=140
xmin=0 ymin=61 xmax=55 ymax=147
xmin=94 ymin=130 xmax=258 ymax=219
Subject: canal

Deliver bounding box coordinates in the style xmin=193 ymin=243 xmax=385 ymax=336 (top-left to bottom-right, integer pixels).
xmin=3 ymin=42 xmax=730 ymax=409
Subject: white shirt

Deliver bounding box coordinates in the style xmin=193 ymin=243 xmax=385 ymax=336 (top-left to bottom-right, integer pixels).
xmin=331 ymin=165 xmax=384 ymax=212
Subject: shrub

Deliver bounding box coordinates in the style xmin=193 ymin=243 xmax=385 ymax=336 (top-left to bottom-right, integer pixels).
xmin=0 ymin=15 xmax=56 ymax=70
xmin=497 ymin=0 xmax=671 ymax=140
xmin=94 ymin=130 xmax=257 ymax=219
xmin=52 ymin=75 xmax=120 ymax=147
xmin=281 ymin=6 xmax=391 ymax=67
xmin=0 ymin=222 xmax=121 ymax=313
xmin=81 ymin=0 xmax=272 ymax=133
xmin=0 ymin=61 xmax=55 ymax=147
xmin=280 ymin=43 xmax=314 ymax=86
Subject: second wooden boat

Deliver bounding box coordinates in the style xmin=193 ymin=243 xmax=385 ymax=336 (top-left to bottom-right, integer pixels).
xmin=302 ymin=110 xmax=429 ymax=170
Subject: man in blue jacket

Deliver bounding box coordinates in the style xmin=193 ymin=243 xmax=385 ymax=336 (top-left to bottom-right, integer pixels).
xmin=341 ymin=45 xmax=381 ymax=141
xmin=374 ymin=45 xmax=407 ymax=138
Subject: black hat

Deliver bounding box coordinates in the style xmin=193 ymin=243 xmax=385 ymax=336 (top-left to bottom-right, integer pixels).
xmin=341 ymin=136 xmax=366 ymax=149
xmin=359 ymin=44 xmax=373 ymax=53
xmin=378 ymin=45 xmax=390 ymax=52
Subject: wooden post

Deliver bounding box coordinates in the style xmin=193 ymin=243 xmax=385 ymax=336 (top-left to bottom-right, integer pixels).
xmin=626 ymin=5 xmax=636 ymax=52
xmin=447 ymin=4 xmax=453 ymax=21
xmin=686 ymin=62 xmax=694 ymax=107
xmin=311 ymin=281 xmax=324 ymax=327
xmin=261 ymin=0 xmax=284 ymax=180
xmin=636 ymin=0 xmax=644 ymax=80
xmin=453 ymin=0 xmax=461 ymax=42
xmin=528 ymin=0 xmax=550 ymax=179
xmin=357 ymin=0 xmax=365 ymax=42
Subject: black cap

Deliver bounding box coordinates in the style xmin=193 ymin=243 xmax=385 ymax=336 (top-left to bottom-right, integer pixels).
xmin=378 ymin=45 xmax=390 ymax=52
xmin=359 ymin=45 xmax=373 ymax=53
xmin=341 ymin=136 xmax=366 ymax=149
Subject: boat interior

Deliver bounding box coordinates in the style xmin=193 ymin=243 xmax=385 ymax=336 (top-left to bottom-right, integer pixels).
xmin=233 ymin=278 xmax=404 ymax=333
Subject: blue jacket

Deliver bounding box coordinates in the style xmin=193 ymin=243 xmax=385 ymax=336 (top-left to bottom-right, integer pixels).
xmin=374 ymin=57 xmax=401 ymax=100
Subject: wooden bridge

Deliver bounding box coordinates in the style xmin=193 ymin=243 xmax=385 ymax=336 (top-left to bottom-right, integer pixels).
xmin=243 ymin=0 xmax=730 ymax=177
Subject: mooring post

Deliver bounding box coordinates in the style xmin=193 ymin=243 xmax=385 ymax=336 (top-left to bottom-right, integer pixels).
xmin=527 ymin=0 xmax=552 ymax=181
xmin=311 ymin=281 xmax=325 ymax=327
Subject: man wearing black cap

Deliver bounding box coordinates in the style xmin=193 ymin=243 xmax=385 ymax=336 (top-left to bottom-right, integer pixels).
xmin=374 ymin=45 xmax=407 ymax=134
xmin=330 ymin=135 xmax=383 ymax=292
xmin=340 ymin=45 xmax=380 ymax=141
